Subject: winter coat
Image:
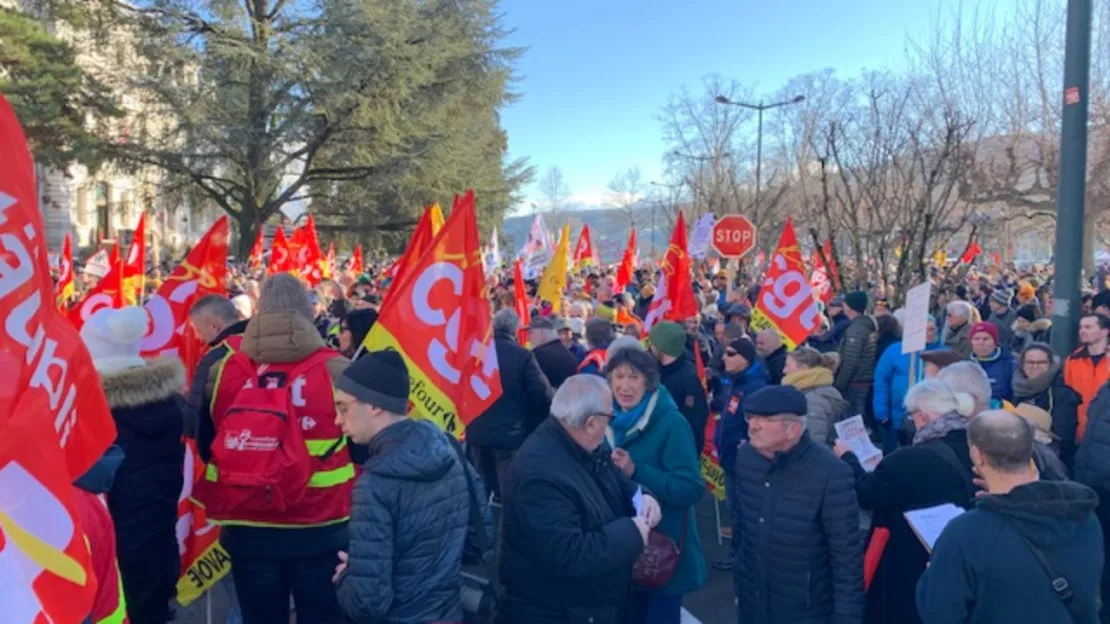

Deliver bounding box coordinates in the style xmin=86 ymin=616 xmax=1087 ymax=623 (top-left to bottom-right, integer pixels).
xmin=214 ymin=310 xmax=351 ymax=559
xmin=942 ymin=320 xmax=972 ymax=358
xmin=1013 ymin=365 xmax=1082 ymax=474
xmin=970 ymin=347 xmax=1015 ymax=403
xmin=784 ymin=367 xmax=849 ymax=446
xmin=605 ymin=388 xmax=708 ymax=596
xmin=186 ymin=318 xmax=249 ymax=463
xmin=713 ymin=361 xmax=770 ymax=476
xmin=337 ymin=419 xmax=486 ymax=624
xmin=499 ymin=418 xmax=643 ymax=624
xmin=988 ymin=307 xmax=1018 ymax=348
xmin=100 ymin=356 xmax=186 ymax=559
xmin=1064 ymin=346 xmax=1110 ymax=444
xmin=659 ymin=355 xmax=710 ymax=453
xmin=843 ymin=428 xmax=975 ymax=624
xmin=734 ymin=434 xmax=865 ymax=624
xmin=467 ymin=331 xmax=553 ymax=451
xmin=835 ymin=314 xmax=879 ymax=393
xmin=1075 ymin=382 xmax=1110 ymax=491
xmin=872 ymin=339 xmax=942 ymax=432
xmin=1011 ymin=318 xmax=1053 ymax=354
xmin=763 ymin=345 xmax=788 ymax=385
xmin=916 ymin=480 xmax=1103 ymax=624
xmin=813 ymin=313 xmax=851 ymax=353
xmin=532 ymin=339 xmax=580 ymax=390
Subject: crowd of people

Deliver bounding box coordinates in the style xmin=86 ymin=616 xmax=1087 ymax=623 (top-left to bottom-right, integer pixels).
xmin=70 ymin=253 xmax=1110 ymax=624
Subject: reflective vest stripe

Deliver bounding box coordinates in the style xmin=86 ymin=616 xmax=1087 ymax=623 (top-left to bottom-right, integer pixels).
xmin=206 ymin=516 xmax=349 ymax=530
xmin=95 ymin=573 xmax=128 ymax=624
xmin=205 ymin=459 xmax=354 ymax=487
xmin=208 ymin=342 xmax=239 ymax=413
xmin=306 ymin=438 xmax=346 ymax=456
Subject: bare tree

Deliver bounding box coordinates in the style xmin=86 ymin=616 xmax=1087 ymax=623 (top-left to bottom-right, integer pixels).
xmin=607 ymin=167 xmax=645 ymax=229
xmin=538 ymin=166 xmax=572 ymax=228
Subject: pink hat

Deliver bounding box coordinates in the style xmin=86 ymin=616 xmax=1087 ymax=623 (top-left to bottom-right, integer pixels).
xmin=970 ymin=321 xmax=1000 ymax=345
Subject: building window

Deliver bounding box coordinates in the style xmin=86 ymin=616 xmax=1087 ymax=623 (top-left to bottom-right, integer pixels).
xmin=121 ymin=191 xmax=134 ymax=223
xmin=95 ymin=182 xmax=111 ymax=240
xmin=75 ymin=186 xmax=88 ymax=225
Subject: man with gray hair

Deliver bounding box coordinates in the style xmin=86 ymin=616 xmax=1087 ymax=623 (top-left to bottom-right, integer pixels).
xmin=943 ymin=300 xmax=975 ymax=357
xmin=467 ymin=309 xmax=552 ymax=499
xmin=186 ymin=294 xmax=249 ymax=462
xmin=917 ymin=410 xmax=1102 ymax=624
xmin=499 ymin=375 xmax=660 ymax=624
xmin=526 ymin=316 xmax=579 ymax=389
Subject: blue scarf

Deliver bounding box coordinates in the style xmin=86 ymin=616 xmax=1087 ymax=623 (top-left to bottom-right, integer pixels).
xmin=611 ymin=392 xmax=653 ymax=446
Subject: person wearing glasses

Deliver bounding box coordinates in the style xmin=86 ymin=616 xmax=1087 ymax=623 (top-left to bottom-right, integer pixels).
xmin=1012 ymin=342 xmax=1081 ymax=473
xmin=710 ymin=337 xmax=768 ymax=572
xmin=736 ymin=385 xmax=863 ymax=624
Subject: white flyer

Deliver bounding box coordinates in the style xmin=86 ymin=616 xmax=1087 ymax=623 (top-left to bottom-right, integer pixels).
xmin=834 ymin=415 xmax=883 ymax=472
xmin=904 ymin=503 xmax=965 ymax=553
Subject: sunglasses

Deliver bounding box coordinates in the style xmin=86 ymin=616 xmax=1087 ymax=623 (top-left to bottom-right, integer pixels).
xmin=725 ymin=350 xmax=739 ymax=357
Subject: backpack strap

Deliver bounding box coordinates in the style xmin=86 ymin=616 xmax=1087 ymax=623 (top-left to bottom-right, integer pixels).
xmin=1004 ymin=518 xmax=1085 ymax=623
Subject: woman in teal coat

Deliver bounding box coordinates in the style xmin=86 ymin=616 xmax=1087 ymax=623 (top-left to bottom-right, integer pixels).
xmin=604 ymin=345 xmax=708 ymax=624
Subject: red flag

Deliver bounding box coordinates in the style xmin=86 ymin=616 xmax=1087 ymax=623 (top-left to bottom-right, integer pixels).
xmin=750 ymin=218 xmax=823 ymax=349
xmin=268 ymin=227 xmax=292 ymax=274
xmin=960 ymin=240 xmax=983 ymax=265
xmin=382 ymin=206 xmax=438 ymax=306
xmin=810 ymin=249 xmax=833 ymax=305
xmin=643 ymin=212 xmax=698 ymax=333
xmin=56 ymin=232 xmax=75 ymax=311
xmin=349 ymin=243 xmax=364 ymax=277
xmin=993 ymin=251 xmax=1002 ymax=268
xmin=68 ymin=240 xmax=124 ymax=329
xmin=513 ymin=259 xmax=531 ymax=345
xmin=295 ymin=214 xmax=324 ymax=285
xmin=615 ymin=229 xmax=637 ymax=294
xmin=362 ymin=190 xmax=502 ymax=437
xmin=175 ymin=440 xmax=230 ymax=605
xmin=122 ymin=211 xmax=146 ymax=305
xmin=693 ymin=343 xmax=708 ymax=391
xmin=324 ymin=242 xmax=336 ymax=279
xmin=0 ymin=93 xmax=118 ymax=624
xmin=248 ymin=227 xmax=264 ymax=271
xmin=572 ymin=225 xmax=596 ymax=270
xmin=140 ymin=217 xmax=229 ymax=376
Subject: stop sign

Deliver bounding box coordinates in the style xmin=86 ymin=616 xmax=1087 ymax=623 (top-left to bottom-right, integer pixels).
xmin=711 ymin=215 xmax=756 ymax=258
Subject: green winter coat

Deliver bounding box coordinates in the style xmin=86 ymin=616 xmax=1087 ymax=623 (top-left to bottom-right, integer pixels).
xmin=606 ymin=386 xmax=708 ymax=596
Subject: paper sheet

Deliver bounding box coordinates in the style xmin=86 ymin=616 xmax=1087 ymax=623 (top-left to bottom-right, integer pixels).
xmin=904 ymin=503 xmax=965 ymax=553
xmin=834 ymin=415 xmax=883 ymax=471
xmin=632 ymin=485 xmax=644 ymax=516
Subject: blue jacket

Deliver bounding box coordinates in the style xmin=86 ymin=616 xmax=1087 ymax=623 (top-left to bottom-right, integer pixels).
xmin=971 ymin=347 xmax=1015 ymax=403
xmin=712 ymin=361 xmax=769 ymax=475
xmin=872 ymin=338 xmax=942 ymax=431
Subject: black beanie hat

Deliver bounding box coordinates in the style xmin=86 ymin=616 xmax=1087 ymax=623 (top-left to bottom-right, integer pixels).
xmin=728 ymin=338 xmax=757 ymax=365
xmin=343 ymin=309 xmax=379 ymax=347
xmin=337 ymin=349 xmax=410 ymax=414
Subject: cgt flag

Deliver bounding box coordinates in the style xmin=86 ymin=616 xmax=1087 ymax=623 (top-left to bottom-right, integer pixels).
xmin=348 ymin=243 xmax=364 ymax=277
xmin=248 ymin=227 xmax=264 ymax=271
xmin=0 ymin=93 xmax=118 ymax=624
xmin=513 ymin=259 xmax=531 ymax=345
xmin=362 ymin=190 xmax=502 ymax=438
xmin=615 ymin=229 xmax=637 ymax=293
xmin=55 ymin=232 xmax=75 ymax=311
xmin=175 ymin=440 xmax=230 ymax=606
xmin=268 ymin=227 xmax=292 ymax=275
xmin=383 ymin=205 xmax=440 ymax=305
xmin=122 ymin=211 xmax=147 ymax=305
xmin=750 ymin=218 xmax=823 ymax=349
xmin=643 ymin=212 xmax=698 ymax=334
xmin=295 ymin=215 xmax=324 ymax=286
xmin=572 ymin=225 xmax=597 ymax=270
xmin=68 ymin=240 xmax=124 ymax=330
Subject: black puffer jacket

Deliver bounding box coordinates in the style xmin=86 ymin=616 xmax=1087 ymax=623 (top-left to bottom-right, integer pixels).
xmin=100 ymin=356 xmax=186 ymax=557
xmin=659 ymin=355 xmax=709 ymax=453
xmin=834 ymin=314 xmax=878 ymax=393
xmin=734 ymin=434 xmax=864 ymax=624
xmin=467 ymin=329 xmax=553 ymax=450
xmin=499 ymin=418 xmax=644 ymax=624
xmin=337 ymin=419 xmax=480 ymax=623
xmin=1075 ymin=382 xmax=1110 ymax=491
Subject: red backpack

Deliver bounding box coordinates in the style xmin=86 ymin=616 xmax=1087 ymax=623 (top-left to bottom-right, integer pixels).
xmin=201 ymin=350 xmax=339 ymax=519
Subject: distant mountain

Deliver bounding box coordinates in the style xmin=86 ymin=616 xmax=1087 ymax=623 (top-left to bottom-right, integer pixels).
xmin=501 ymin=201 xmax=669 ymax=264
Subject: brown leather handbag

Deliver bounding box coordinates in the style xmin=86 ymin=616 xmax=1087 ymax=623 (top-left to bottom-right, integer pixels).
xmin=631 ymin=513 xmax=688 ymax=589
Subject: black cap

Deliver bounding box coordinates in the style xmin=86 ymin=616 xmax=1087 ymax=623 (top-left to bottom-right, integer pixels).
xmin=743 ymin=385 xmax=808 ymax=418
xmin=337 ymin=350 xmax=410 ymax=414
xmin=727 ymin=338 xmax=757 ymax=364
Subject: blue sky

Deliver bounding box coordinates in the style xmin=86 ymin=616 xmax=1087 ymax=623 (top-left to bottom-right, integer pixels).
xmin=499 ymin=0 xmax=1016 ymax=212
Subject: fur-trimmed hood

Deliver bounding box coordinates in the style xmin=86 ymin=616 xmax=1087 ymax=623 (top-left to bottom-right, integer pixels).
xmin=100 ymin=355 xmax=186 ymax=410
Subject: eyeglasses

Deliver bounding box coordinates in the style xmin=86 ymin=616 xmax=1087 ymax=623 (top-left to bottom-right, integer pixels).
xmin=725 ymin=350 xmax=738 ymax=357
xmin=340 ymin=325 xmax=350 ymax=332
xmin=1024 ymin=359 xmax=1051 ymax=368
xmin=591 ymin=411 xmax=614 ymax=422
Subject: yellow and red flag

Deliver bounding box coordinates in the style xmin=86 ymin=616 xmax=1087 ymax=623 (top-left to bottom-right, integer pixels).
xmin=268 ymin=227 xmax=292 ymax=275
xmin=513 ymin=259 xmax=531 ymax=345
xmin=538 ymin=224 xmax=570 ymax=313
xmin=68 ymin=240 xmax=124 ymax=329
xmin=362 ymin=190 xmax=502 ymax=438
xmin=248 ymin=227 xmax=264 ymax=271
xmin=750 ymin=218 xmax=823 ymax=349
xmin=0 ymin=93 xmax=119 ymax=624
xmin=122 ymin=211 xmax=146 ymax=305
xmin=383 ymin=205 xmax=439 ymax=305
xmin=615 ymin=229 xmax=637 ymax=293
xmin=324 ymin=242 xmax=336 ymax=279
xmin=175 ymin=440 xmax=230 ymax=605
xmin=295 ymin=214 xmax=324 ymax=285
xmin=643 ymin=212 xmax=698 ymax=334
xmin=55 ymin=232 xmax=75 ymax=311
xmin=572 ymin=225 xmax=597 ymax=270
xmin=348 ymin=243 xmax=364 ymax=277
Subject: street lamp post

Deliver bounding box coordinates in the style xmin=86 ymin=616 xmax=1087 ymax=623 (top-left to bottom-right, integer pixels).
xmin=715 ymin=94 xmax=805 ymax=209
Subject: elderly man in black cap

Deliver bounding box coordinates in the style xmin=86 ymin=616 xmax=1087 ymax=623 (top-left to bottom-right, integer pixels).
xmin=527 ymin=316 xmax=580 ymax=389
xmin=733 ymin=385 xmax=863 ymax=624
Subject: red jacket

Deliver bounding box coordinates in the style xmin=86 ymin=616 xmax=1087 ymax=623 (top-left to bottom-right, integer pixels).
xmin=75 ymin=488 xmax=128 ymax=624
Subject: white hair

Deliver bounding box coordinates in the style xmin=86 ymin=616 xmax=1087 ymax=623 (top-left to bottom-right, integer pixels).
xmin=936 ymin=362 xmax=992 ymax=413
xmin=606 ymin=334 xmax=645 ymax=360
xmin=551 ymin=375 xmax=612 ymax=428
xmin=904 ymin=379 xmax=976 ymax=420
xmin=946 ymin=300 xmax=973 ymax=322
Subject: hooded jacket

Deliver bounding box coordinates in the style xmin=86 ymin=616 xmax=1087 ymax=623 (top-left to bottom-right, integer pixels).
xmin=337 ymin=419 xmax=481 ymax=624
xmin=873 ymin=338 xmax=943 ymax=432
xmin=100 ymin=356 xmax=186 ymax=556
xmin=916 ymin=480 xmax=1103 ymax=624
xmin=467 ymin=327 xmax=553 ymax=450
xmin=783 ymin=367 xmax=849 ymax=446
xmin=713 ymin=361 xmax=769 ymax=476
xmin=1011 ymin=318 xmax=1053 ymax=354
